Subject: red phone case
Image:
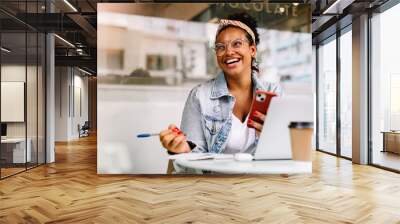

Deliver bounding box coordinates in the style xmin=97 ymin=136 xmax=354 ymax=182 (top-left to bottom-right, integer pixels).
xmin=247 ymin=90 xmax=277 ymax=128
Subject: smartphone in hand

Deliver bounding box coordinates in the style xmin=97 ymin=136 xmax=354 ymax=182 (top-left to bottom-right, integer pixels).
xmin=247 ymin=90 xmax=277 ymax=128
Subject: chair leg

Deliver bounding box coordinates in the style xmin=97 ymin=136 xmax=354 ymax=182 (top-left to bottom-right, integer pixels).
xmin=167 ymin=160 xmax=175 ymax=174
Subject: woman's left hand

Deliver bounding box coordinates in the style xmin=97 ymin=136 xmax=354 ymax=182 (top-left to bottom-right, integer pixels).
xmin=248 ymin=111 xmax=265 ymax=136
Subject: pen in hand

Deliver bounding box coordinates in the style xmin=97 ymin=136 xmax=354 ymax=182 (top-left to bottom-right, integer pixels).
xmin=136 ymin=133 xmax=159 ymax=138
xmin=137 ymin=127 xmax=185 ymax=138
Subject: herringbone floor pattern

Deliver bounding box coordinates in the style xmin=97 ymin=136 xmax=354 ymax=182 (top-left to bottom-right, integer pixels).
xmin=1 ymin=134 xmax=400 ymax=223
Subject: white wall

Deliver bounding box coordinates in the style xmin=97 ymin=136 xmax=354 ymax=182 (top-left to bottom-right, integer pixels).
xmin=71 ymin=74 xmax=89 ymax=138
xmin=55 ymin=67 xmax=69 ymax=141
xmin=1 ymin=65 xmax=26 ymax=81
xmin=55 ymin=67 xmax=89 ymax=141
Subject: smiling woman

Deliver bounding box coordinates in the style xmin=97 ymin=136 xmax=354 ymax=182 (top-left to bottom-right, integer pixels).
xmin=159 ymin=12 xmax=281 ymax=155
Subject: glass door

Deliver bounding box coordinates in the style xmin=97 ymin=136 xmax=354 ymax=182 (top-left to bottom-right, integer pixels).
xmin=317 ymin=36 xmax=337 ymax=154
xmin=339 ymin=28 xmax=352 ymax=158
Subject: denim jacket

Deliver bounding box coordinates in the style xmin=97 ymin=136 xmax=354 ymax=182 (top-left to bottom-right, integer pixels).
xmin=180 ymin=71 xmax=282 ymax=154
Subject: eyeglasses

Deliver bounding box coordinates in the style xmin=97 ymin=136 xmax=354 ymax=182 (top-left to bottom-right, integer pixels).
xmin=213 ymin=38 xmax=250 ymax=56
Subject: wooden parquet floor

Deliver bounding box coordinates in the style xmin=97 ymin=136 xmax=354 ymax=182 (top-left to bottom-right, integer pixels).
xmin=1 ymin=134 xmax=400 ymax=224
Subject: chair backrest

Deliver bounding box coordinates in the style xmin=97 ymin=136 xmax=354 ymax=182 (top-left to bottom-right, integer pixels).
xmin=82 ymin=121 xmax=90 ymax=129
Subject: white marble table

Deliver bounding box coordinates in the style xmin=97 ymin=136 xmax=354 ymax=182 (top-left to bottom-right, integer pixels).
xmin=173 ymin=158 xmax=312 ymax=174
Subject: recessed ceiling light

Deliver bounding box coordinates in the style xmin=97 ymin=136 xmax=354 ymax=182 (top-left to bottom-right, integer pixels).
xmin=54 ymin=34 xmax=75 ymax=48
xmin=322 ymin=0 xmax=354 ymax=15
xmin=1 ymin=47 xmax=11 ymax=53
xmin=78 ymin=67 xmax=93 ymax=76
xmin=63 ymin=0 xmax=78 ymax=12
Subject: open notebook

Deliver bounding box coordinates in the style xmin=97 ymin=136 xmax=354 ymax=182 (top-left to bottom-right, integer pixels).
xmin=169 ymin=153 xmax=234 ymax=161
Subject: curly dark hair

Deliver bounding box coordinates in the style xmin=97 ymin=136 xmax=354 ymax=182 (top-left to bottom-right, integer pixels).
xmin=217 ymin=12 xmax=260 ymax=46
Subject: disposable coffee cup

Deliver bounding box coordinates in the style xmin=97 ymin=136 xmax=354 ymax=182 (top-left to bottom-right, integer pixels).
xmin=288 ymin=122 xmax=314 ymax=161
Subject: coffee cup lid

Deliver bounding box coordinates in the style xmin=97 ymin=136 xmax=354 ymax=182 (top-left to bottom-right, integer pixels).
xmin=288 ymin=121 xmax=313 ymax=129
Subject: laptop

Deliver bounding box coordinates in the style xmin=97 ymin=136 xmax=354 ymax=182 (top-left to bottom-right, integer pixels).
xmin=254 ymin=95 xmax=314 ymax=160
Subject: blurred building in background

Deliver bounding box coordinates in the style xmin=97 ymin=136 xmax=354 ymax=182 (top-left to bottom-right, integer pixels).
xmin=98 ymin=3 xmax=312 ymax=94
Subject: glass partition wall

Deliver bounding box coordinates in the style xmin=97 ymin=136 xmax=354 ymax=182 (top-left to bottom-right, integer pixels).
xmin=315 ymin=0 xmax=400 ymax=172
xmin=317 ymin=35 xmax=337 ymax=155
xmin=0 ymin=2 xmax=46 ymax=179
xmin=339 ymin=28 xmax=352 ymax=159
xmin=370 ymin=2 xmax=400 ymax=171
xmin=316 ymin=26 xmax=352 ymax=159
xmin=0 ymin=30 xmax=28 ymax=177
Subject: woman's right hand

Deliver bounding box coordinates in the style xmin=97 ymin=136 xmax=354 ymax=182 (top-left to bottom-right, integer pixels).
xmin=159 ymin=124 xmax=191 ymax=154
